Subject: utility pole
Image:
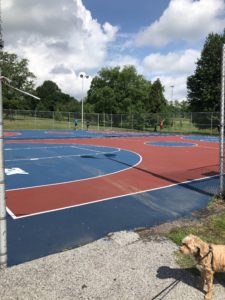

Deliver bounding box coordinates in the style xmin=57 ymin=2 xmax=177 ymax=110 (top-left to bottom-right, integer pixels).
xmin=0 ymin=0 xmax=7 ymax=269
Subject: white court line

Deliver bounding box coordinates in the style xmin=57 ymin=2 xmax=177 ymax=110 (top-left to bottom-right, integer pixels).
xmin=71 ymin=145 xmax=120 ymax=153
xmin=5 ymin=144 xmax=119 ymax=151
xmin=5 ymin=145 xmax=75 ymax=151
xmin=7 ymin=174 xmax=219 ymax=220
xmin=5 ymin=144 xmax=121 ymax=162
xmin=180 ymin=136 xmax=219 ymax=143
xmin=197 ymin=146 xmax=219 ymax=150
xmin=5 ymin=149 xmax=120 ymax=162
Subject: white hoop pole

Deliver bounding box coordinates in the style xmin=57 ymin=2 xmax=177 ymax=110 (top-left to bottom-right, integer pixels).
xmin=0 ymin=70 xmax=7 ymax=269
xmin=219 ymin=44 xmax=225 ymax=195
xmin=0 ymin=76 xmax=40 ymax=269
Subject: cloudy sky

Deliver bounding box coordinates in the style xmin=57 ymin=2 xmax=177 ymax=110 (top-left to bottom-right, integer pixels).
xmin=2 ymin=0 xmax=225 ymax=101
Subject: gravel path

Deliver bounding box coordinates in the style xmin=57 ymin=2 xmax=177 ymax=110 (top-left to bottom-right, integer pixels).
xmin=0 ymin=231 xmax=225 ymax=300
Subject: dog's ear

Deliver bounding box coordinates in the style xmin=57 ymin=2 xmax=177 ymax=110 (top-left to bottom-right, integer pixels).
xmin=197 ymin=241 xmax=209 ymax=258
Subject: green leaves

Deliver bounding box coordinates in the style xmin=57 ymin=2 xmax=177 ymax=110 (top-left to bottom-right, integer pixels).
xmin=36 ymin=80 xmax=79 ymax=112
xmin=0 ymin=51 xmax=37 ymax=109
xmin=187 ymin=31 xmax=225 ymax=112
xmin=86 ymin=65 xmax=167 ymax=114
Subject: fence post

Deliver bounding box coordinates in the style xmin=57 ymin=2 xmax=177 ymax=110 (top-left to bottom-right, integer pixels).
xmin=52 ymin=111 xmax=55 ymax=129
xmin=190 ymin=113 xmax=192 ymax=134
xmin=143 ymin=114 xmax=145 ymax=131
xmin=211 ymin=112 xmax=213 ymax=135
xmin=34 ymin=110 xmax=37 ymax=129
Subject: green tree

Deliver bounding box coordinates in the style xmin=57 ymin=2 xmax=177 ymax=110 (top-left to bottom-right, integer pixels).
xmin=86 ymin=65 xmax=165 ymax=114
xmin=167 ymin=100 xmax=189 ymax=115
xmin=148 ymin=79 xmax=167 ymax=113
xmin=86 ymin=67 xmax=119 ymax=112
xmin=36 ymin=81 xmax=61 ymax=111
xmin=187 ymin=31 xmax=225 ymax=112
xmin=0 ymin=51 xmax=36 ymax=109
xmin=36 ymin=80 xmax=80 ymax=112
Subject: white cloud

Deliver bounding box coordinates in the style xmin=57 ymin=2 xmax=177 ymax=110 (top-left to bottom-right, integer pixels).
xmin=136 ymin=0 xmax=225 ymax=46
xmin=2 ymin=0 xmax=13 ymax=10
xmin=106 ymin=55 xmax=142 ymax=71
xmin=157 ymin=75 xmax=188 ymax=101
xmin=142 ymin=49 xmax=201 ymax=101
xmin=3 ymin=0 xmax=119 ymax=98
xmin=143 ymin=49 xmax=200 ymax=75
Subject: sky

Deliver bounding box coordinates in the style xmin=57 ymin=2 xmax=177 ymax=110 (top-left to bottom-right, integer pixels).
xmin=2 ymin=0 xmax=225 ymax=102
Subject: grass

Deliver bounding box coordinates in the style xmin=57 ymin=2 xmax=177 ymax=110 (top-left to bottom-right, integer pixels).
xmin=3 ymin=117 xmax=219 ymax=135
xmin=164 ymin=196 xmax=225 ymax=282
xmin=166 ymin=198 xmax=225 ymax=246
xmin=3 ymin=119 xmax=74 ymax=130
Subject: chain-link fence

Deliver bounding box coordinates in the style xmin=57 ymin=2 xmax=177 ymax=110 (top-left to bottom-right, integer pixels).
xmin=3 ymin=109 xmax=221 ymax=135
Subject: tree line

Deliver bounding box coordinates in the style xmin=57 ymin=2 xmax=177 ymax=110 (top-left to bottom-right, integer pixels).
xmin=1 ymin=29 xmax=225 ymax=114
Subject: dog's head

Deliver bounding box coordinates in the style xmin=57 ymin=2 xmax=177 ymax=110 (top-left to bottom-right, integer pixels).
xmin=179 ymin=234 xmax=208 ymax=259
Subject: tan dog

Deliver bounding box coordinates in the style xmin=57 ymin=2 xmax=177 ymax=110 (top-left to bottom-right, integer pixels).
xmin=179 ymin=234 xmax=225 ymax=300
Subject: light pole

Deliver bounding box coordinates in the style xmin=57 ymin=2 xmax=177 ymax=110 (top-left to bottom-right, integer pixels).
xmin=80 ymin=73 xmax=89 ymax=130
xmin=170 ymin=85 xmax=174 ymax=102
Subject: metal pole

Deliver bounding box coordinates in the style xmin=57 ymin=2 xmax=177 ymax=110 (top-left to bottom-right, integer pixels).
xmin=170 ymin=85 xmax=174 ymax=102
xmin=0 ymin=71 xmax=7 ymax=269
xmin=98 ymin=113 xmax=99 ymax=131
xmin=219 ymin=44 xmax=225 ymax=195
xmin=0 ymin=0 xmax=7 ymax=268
xmin=0 ymin=79 xmax=39 ymax=269
xmin=211 ymin=112 xmax=213 ymax=135
xmin=79 ymin=74 xmax=89 ymax=130
xmin=80 ymin=74 xmax=84 ymax=130
xmin=52 ymin=111 xmax=55 ymax=129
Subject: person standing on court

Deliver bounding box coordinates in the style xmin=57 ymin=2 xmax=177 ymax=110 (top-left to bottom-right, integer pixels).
xmin=86 ymin=120 xmax=90 ymax=131
xmin=159 ymin=120 xmax=164 ymax=131
xmin=74 ymin=118 xmax=78 ymax=130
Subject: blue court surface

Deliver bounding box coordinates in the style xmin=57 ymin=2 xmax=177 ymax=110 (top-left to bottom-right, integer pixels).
xmin=183 ymin=135 xmax=219 ymax=142
xmin=5 ymin=143 xmax=140 ymax=190
xmin=7 ymin=176 xmax=219 ymax=266
xmin=5 ymin=129 xmax=176 ymax=140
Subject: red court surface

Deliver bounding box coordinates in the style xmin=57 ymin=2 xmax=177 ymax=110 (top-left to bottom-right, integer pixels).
xmin=6 ymin=135 xmax=219 ymax=218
